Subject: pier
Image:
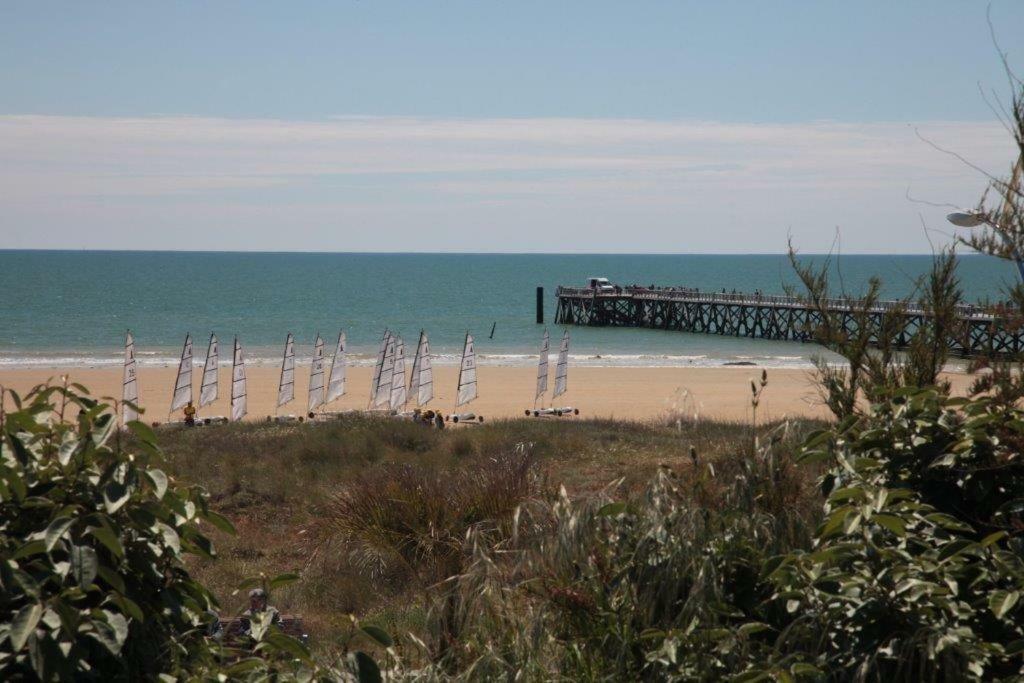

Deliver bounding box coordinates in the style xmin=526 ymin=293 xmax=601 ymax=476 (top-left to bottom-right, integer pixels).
xmin=553 ymin=285 xmax=1024 ymax=357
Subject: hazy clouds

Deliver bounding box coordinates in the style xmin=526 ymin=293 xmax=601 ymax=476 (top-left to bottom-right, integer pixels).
xmin=0 ymin=114 xmax=1011 ymax=253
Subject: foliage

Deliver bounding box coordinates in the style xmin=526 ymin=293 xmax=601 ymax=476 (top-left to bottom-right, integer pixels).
xmin=787 ymin=244 xmax=962 ymax=420
xmin=953 ymin=45 xmax=1024 ymax=407
xmin=771 ymin=387 xmax=1024 ymax=681
xmin=393 ymin=388 xmax=1024 ymax=682
xmin=803 ymin=388 xmax=1024 ymax=535
xmin=315 ymin=448 xmax=538 ymax=662
xmin=317 ymin=449 xmax=537 ymax=588
xmin=0 ymin=382 xmax=385 ymax=681
xmin=787 ymin=245 xmax=884 ymax=420
xmin=0 ymin=382 xmax=230 ymax=680
xmin=153 ymin=409 xmax=820 ymax=655
xmin=406 ymin=426 xmax=821 ymax=680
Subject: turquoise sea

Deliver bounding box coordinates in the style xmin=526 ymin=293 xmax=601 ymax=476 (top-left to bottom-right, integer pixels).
xmin=0 ymin=251 xmax=1019 ymax=369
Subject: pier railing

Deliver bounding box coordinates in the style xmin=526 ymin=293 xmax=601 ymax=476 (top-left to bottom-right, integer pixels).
xmin=555 ymin=287 xmax=1002 ymax=320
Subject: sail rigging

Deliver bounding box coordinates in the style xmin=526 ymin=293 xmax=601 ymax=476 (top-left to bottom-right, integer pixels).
xmin=456 ymin=332 xmax=478 ymax=407
xmin=536 ymin=329 xmax=550 ymax=402
xmin=277 ymin=332 xmax=295 ymax=408
xmin=199 ymin=333 xmax=218 ymax=407
xmin=170 ymin=333 xmax=193 ymax=412
xmin=389 ymin=336 xmax=407 ymax=410
xmin=409 ymin=330 xmax=433 ymax=406
xmin=553 ymin=330 xmax=569 ymax=398
xmin=373 ymin=335 xmax=396 ymax=408
xmin=308 ymin=334 xmax=326 ymax=412
xmin=122 ymin=330 xmax=139 ymax=423
xmin=231 ymin=337 xmax=247 ymax=421
xmin=326 ymin=330 xmax=346 ymax=403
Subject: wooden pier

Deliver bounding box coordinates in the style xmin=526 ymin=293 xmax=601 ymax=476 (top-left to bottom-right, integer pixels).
xmin=553 ymin=286 xmax=1024 ymax=357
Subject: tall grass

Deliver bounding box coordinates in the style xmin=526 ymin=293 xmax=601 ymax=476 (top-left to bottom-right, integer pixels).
xmin=413 ymin=423 xmax=824 ymax=679
xmin=314 ymin=448 xmax=538 ymax=588
xmin=152 ymin=414 xmax=827 ymax=655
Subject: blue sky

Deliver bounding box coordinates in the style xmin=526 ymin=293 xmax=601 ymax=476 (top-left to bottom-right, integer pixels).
xmin=1 ymin=1 xmax=1022 ymax=252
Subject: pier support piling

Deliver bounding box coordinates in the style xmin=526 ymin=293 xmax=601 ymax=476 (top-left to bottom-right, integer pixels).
xmin=553 ymin=285 xmax=1018 ymax=358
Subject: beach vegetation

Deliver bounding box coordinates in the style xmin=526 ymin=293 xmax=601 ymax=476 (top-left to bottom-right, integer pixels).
xmin=951 ymin=41 xmax=1024 ymax=408
xmin=786 ymin=243 xmax=963 ymax=421
xmin=0 ymin=383 xmax=380 ymax=681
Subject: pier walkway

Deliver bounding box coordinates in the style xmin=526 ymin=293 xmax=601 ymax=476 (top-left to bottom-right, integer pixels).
xmin=553 ymin=286 xmax=1022 ymax=357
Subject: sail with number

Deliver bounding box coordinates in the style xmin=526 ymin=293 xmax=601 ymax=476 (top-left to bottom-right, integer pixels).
xmin=373 ymin=335 xmax=396 ymax=408
xmin=409 ymin=330 xmax=433 ymax=407
xmin=308 ymin=334 xmax=326 ymax=412
xmin=170 ymin=333 xmax=193 ymax=412
xmin=326 ymin=330 xmax=346 ymax=403
xmin=553 ymin=330 xmax=569 ymax=398
xmin=389 ymin=336 xmax=407 ymax=410
xmin=536 ymin=329 xmax=550 ymax=401
xmin=122 ymin=330 xmax=139 ymax=423
xmin=456 ymin=332 xmax=477 ymax=407
xmin=200 ymin=334 xmax=218 ymax=407
xmin=277 ymin=333 xmax=295 ymax=408
xmin=370 ymin=329 xmax=390 ymax=403
xmin=231 ymin=337 xmax=247 ymax=421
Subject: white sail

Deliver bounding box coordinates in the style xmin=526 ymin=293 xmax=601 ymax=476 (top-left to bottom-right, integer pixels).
xmin=231 ymin=337 xmax=247 ymax=421
xmin=389 ymin=336 xmax=407 ymax=410
xmin=370 ymin=329 xmax=390 ymax=402
xmin=308 ymin=334 xmax=326 ymax=412
xmin=199 ymin=333 xmax=218 ymax=407
xmin=122 ymin=330 xmax=139 ymax=423
xmin=277 ymin=333 xmax=295 ymax=408
xmin=170 ymin=333 xmax=193 ymax=412
xmin=326 ymin=330 xmax=346 ymax=403
xmin=553 ymin=330 xmax=569 ymax=398
xmin=456 ymin=332 xmax=477 ymax=407
xmin=373 ymin=335 xmax=396 ymax=408
xmin=409 ymin=330 xmax=433 ymax=407
xmin=536 ymin=329 xmax=550 ymax=401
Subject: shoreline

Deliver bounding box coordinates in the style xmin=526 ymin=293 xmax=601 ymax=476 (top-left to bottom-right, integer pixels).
xmin=0 ymin=350 xmax=822 ymax=371
xmin=0 ymin=365 xmax=976 ymax=424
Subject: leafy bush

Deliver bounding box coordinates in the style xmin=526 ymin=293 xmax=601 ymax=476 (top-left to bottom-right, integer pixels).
xmin=0 ymin=383 xmax=234 ymax=680
xmin=769 ymin=388 xmax=1024 ymax=681
xmin=0 ymin=383 xmax=384 ymax=681
xmin=803 ymin=388 xmax=1024 ymax=540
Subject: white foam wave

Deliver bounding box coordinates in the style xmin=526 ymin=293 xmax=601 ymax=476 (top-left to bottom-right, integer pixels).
xmin=0 ymin=351 xmax=820 ymax=370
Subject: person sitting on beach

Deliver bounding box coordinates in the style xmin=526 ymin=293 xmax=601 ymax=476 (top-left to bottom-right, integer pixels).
xmin=240 ymin=588 xmax=281 ymax=636
xmin=183 ymin=401 xmax=197 ymax=426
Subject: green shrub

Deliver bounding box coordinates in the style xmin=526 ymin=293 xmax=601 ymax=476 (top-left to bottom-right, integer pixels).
xmin=801 ymin=387 xmax=1024 ymax=541
xmin=768 ymin=388 xmax=1024 ymax=681
xmin=0 ymin=383 xmax=385 ymax=681
xmin=0 ymin=383 xmax=234 ymax=680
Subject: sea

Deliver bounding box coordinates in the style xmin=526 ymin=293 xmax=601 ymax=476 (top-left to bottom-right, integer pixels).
xmin=0 ymin=251 xmax=1018 ymax=370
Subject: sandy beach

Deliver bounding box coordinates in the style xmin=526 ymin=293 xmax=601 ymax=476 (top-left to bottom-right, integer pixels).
xmin=0 ymin=365 xmax=977 ymax=424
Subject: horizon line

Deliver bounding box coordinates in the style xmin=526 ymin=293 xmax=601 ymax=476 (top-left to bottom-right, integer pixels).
xmin=0 ymin=248 xmax=1000 ymax=258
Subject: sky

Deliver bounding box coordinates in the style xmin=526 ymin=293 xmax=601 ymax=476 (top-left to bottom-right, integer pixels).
xmin=1 ymin=1 xmax=1022 ymax=253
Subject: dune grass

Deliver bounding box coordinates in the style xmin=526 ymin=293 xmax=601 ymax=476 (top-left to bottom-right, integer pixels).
xmin=154 ymin=413 xmax=826 ymax=656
